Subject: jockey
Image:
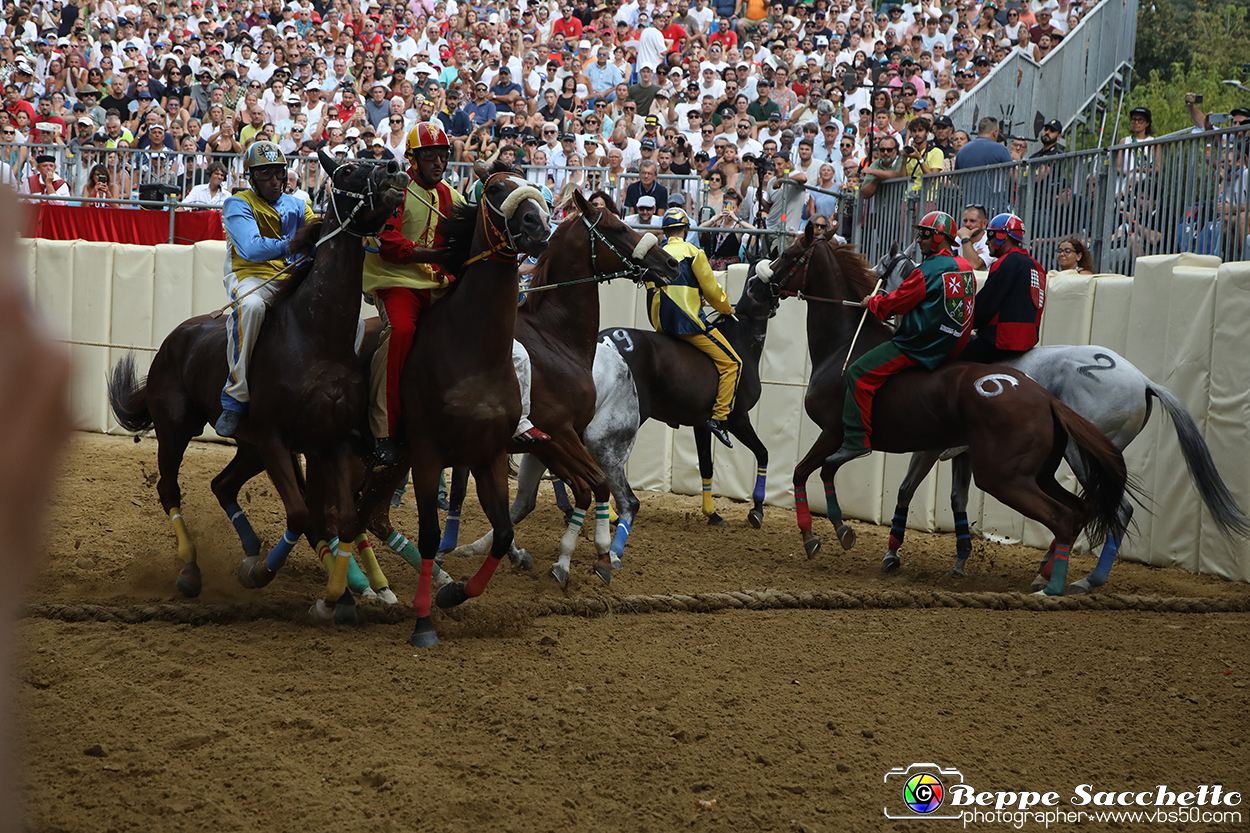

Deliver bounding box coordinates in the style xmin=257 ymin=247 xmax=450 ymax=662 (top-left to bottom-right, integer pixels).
xmin=648 ymin=207 xmax=742 ymax=448
xmin=959 ymin=213 xmax=1047 ymax=364
xmin=215 ymin=141 xmax=316 ymax=438
xmin=364 ymin=124 xmax=549 ymax=466
xmin=829 ymin=210 xmax=976 ymax=467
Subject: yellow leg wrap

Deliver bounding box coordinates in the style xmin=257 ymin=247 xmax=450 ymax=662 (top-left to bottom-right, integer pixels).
xmin=316 ymin=540 xmax=334 ymax=575
xmin=325 ymin=540 xmax=352 ymax=599
xmin=354 ymin=534 xmax=388 ymax=590
xmin=609 ymin=504 xmax=618 ymax=523
xmin=169 ymin=508 xmax=197 ymax=564
xmin=701 ymin=478 xmax=715 ymax=517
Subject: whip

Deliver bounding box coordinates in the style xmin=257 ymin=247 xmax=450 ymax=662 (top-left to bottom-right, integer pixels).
xmin=841 ymin=277 xmax=884 ymax=375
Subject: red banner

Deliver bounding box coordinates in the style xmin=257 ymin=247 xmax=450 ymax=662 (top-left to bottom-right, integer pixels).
xmin=28 ymin=203 xmax=225 ymax=246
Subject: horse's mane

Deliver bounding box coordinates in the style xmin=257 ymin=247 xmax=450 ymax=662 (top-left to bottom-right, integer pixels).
xmin=441 ymin=160 xmax=526 ymax=286
xmin=266 ymin=219 xmax=324 ymax=308
xmin=519 ymin=210 xmax=582 ymax=312
xmin=824 ymin=241 xmax=877 ymax=299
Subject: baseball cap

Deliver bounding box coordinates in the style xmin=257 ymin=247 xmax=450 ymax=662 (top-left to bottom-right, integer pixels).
xmin=1129 ymin=107 xmax=1152 ymax=121
xmin=326 ymin=119 xmax=343 ymax=129
xmin=77 ymin=115 xmax=94 ymax=125
xmin=1043 ymin=118 xmax=1062 ymax=132
xmin=644 ymin=114 xmax=659 ymax=125
xmin=559 ymin=131 xmax=576 ymax=141
xmin=640 ymin=137 xmax=657 ymax=149
xmin=345 ymin=127 xmax=361 ymax=138
xmin=767 ymin=111 xmax=781 ymax=121
xmin=636 ymin=195 xmax=656 ymax=208
xmin=934 ymin=115 xmax=954 ymax=128
xmin=1231 ymin=107 xmax=1250 ymax=119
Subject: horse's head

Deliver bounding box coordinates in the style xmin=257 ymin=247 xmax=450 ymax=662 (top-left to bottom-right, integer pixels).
xmin=872 ymin=240 xmax=919 ymax=294
xmin=475 ymin=161 xmax=550 ymax=258
xmin=318 ymin=149 xmax=409 ymax=236
xmin=754 ymin=219 xmax=825 ymax=297
xmin=742 ymin=260 xmax=780 ymax=320
xmin=570 ymin=190 xmax=678 ymax=286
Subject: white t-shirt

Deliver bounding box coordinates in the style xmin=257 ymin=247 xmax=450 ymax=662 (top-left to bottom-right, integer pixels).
xmin=636 ymin=27 xmax=666 ymax=72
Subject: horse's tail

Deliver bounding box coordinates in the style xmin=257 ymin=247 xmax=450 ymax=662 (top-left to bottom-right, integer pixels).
xmin=1147 ymin=384 xmax=1250 ymax=540
xmin=1050 ymin=398 xmax=1130 ymax=548
xmin=107 ymin=352 xmax=154 ymax=433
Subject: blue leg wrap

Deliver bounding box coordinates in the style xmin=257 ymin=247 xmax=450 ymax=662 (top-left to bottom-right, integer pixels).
xmin=888 ymin=504 xmax=908 ymax=549
xmin=954 ymin=512 xmax=972 ymax=557
xmin=265 ymin=529 xmax=299 ymax=571
xmin=553 ymin=480 xmax=572 ymax=514
xmin=752 ymin=468 xmax=767 ymax=504
xmin=438 ymin=509 xmax=461 ymax=552
xmin=1087 ymin=534 xmax=1120 ymax=586
xmin=610 ymin=519 xmax=631 ymax=558
xmin=225 ymin=502 xmax=262 ymax=557
xmin=824 ymin=482 xmax=842 ymax=526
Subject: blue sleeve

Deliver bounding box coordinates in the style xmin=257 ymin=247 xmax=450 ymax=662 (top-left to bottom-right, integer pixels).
xmin=223 ymin=197 xmax=291 ymax=262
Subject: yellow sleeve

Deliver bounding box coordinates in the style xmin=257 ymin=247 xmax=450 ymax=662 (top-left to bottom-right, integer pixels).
xmin=450 ymin=188 xmax=466 ymax=207
xmin=692 ymin=248 xmax=733 ymax=314
xmin=304 ymin=201 xmax=316 ymax=225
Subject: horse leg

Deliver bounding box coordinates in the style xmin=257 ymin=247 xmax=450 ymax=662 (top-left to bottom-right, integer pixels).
xmin=360 ymin=463 xmax=455 ymax=592
xmin=437 ymin=454 xmax=514 ymax=609
xmin=793 ymin=429 xmax=841 ymax=558
xmin=241 ymin=439 xmax=312 ymax=594
xmin=551 ymin=479 xmax=574 ymax=518
xmin=437 ymin=466 xmax=470 ymax=557
xmin=728 ymin=415 xmax=769 ymax=529
xmin=590 ymin=477 xmax=614 ymax=585
xmin=211 ymin=442 xmax=265 ymax=560
xmin=550 ymin=476 xmax=588 ymax=592
xmin=584 ymin=409 xmax=640 ymax=570
xmin=694 ymin=425 xmax=724 ymax=527
xmin=975 ymin=464 xmax=1079 ymax=597
xmin=408 ymin=453 xmax=446 ymax=648
xmin=307 ymin=447 xmax=365 ymax=624
xmin=818 ymin=454 xmax=858 ymax=553
xmin=948 ymin=452 xmax=975 ymax=578
xmin=1059 ymin=452 xmax=1130 ymax=595
xmin=155 ymin=429 xmax=201 ymax=598
xmin=881 ymin=450 xmax=940 ymax=574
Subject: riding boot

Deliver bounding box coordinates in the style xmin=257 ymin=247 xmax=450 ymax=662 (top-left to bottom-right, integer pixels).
xmin=373 ymin=436 xmax=403 ymax=467
xmin=824 ymin=446 xmax=871 ymax=468
xmin=214 ymin=408 xmax=242 ymax=438
xmin=706 ymin=419 xmax=733 ymax=448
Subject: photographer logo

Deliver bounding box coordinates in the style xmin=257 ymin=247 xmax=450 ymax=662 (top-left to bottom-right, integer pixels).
xmin=884 ymin=763 xmax=965 ymax=820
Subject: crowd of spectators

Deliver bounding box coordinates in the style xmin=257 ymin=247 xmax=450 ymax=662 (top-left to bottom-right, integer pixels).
xmin=0 ymin=0 xmax=1242 ymax=264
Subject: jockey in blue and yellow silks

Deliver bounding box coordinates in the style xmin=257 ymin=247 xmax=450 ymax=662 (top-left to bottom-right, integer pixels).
xmin=215 ymin=140 xmax=316 ymax=437
xmin=648 ymin=207 xmax=742 ymax=448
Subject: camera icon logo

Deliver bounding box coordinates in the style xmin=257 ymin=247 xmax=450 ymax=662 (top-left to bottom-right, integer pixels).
xmin=883 ymin=763 xmax=965 ymax=820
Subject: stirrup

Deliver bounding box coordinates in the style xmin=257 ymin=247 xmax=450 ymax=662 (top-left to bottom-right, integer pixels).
xmin=513 ymin=426 xmax=551 ymax=444
xmin=706 ymin=419 xmax=733 ymax=448
xmin=825 ymin=446 xmax=871 ymax=467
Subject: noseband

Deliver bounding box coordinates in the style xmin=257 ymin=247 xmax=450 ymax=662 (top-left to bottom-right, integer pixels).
xmin=581 ymin=211 xmax=659 ymax=284
xmin=463 ymin=172 xmax=548 ymax=268
xmin=760 ymin=238 xmax=856 ymax=305
xmin=318 ymin=162 xmax=389 ymax=248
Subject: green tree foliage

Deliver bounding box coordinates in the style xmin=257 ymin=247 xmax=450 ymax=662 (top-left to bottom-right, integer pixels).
xmin=1124 ymin=0 xmax=1249 ymax=137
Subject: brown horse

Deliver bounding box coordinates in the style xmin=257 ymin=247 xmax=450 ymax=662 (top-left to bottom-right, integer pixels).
xmin=754 ymin=226 xmax=1131 ymax=594
xmin=108 ymin=153 xmax=409 ymax=620
xmin=439 ymin=189 xmax=681 ymax=590
xmin=354 ymin=163 xmax=552 ymax=646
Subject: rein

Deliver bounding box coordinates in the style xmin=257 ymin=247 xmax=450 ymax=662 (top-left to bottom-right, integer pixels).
xmin=462 ymin=172 xmax=535 ymax=269
xmin=766 ymin=238 xmax=862 ymax=305
xmin=317 ymin=162 xmax=384 ymax=249
xmin=522 ymin=212 xmax=657 ymax=295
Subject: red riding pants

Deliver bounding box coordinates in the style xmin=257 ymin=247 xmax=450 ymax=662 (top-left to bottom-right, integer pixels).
xmin=369 ymin=286 xmax=432 ymax=438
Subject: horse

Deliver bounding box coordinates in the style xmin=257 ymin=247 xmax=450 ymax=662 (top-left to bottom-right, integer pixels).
xmin=755 ymin=226 xmax=1132 ymax=595
xmin=585 ymin=267 xmax=777 ymax=566
xmin=352 ymin=162 xmax=552 ymax=647
xmin=439 ymin=190 xmax=681 ymax=590
xmin=869 ymin=250 xmax=1250 ymax=593
xmin=108 ymin=153 xmax=409 ymax=621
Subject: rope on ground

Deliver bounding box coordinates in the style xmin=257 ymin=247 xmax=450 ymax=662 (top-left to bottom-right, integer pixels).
xmin=24 ymin=589 xmax=1250 ymax=626
xmin=55 ymin=339 xmax=160 ymax=352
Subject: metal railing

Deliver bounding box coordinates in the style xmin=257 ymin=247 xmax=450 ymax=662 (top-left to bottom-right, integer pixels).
xmin=445 ymin=160 xmax=708 ymax=213
xmin=855 ymin=124 xmax=1250 ymax=275
xmin=945 ymin=0 xmax=1139 ymax=142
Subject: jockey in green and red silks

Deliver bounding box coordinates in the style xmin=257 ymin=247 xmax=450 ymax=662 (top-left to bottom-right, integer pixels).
xmin=837 ymin=210 xmax=976 ymax=459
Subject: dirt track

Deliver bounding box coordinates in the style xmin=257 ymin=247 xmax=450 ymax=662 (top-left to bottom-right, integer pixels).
xmin=17 ymin=433 xmax=1250 ymax=832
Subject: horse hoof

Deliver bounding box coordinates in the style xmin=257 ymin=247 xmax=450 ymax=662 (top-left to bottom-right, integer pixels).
xmin=948 ymin=557 xmax=969 ymax=578
xmin=435 ymin=549 xmax=450 ymax=563
xmin=747 ymin=508 xmax=763 ymax=529
xmin=836 ymin=524 xmax=856 ymax=550
xmin=549 ymin=564 xmax=569 ymax=590
xmin=175 ymin=563 xmax=202 ymax=598
xmin=1065 ymin=581 xmax=1091 ymax=596
xmin=882 ymin=552 xmax=901 ymax=573
xmin=237 ymin=556 xmax=274 ymax=590
xmin=374 ymin=587 xmax=399 ymax=605
xmin=333 ymin=593 xmax=357 ymax=625
xmin=1030 ymin=574 xmax=1047 ymax=593
xmin=433 ymin=569 xmax=454 ymax=590
xmin=609 ymin=553 xmax=623 ymax=570
xmin=309 ymin=599 xmax=335 ymax=621
xmin=592 ymin=564 xmax=612 ymax=586
xmin=436 ymin=582 xmax=469 ymax=609
xmin=410 ymin=618 xmax=440 ymax=648
xmin=707 ymin=513 xmax=726 ymax=527
xmin=510 ymin=548 xmax=533 ymax=570
xmin=804 ymin=537 xmax=822 ymax=559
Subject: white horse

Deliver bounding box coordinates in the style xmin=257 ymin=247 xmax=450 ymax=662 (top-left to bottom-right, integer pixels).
xmin=872 ymin=250 xmax=1250 ymax=594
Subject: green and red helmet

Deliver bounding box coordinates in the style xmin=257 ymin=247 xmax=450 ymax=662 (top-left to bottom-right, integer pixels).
xmin=915 ymin=210 xmax=956 ymax=241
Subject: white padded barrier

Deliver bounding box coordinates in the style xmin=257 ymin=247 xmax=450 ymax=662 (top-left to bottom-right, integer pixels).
xmin=106 ymin=244 xmax=153 ymax=433
xmin=1089 ymin=275 xmax=1134 ymax=356
xmin=70 ymin=241 xmax=115 ymax=433
xmin=1202 ymin=261 xmax=1250 ymax=582
xmin=598 ymin=274 xmax=639 ymax=332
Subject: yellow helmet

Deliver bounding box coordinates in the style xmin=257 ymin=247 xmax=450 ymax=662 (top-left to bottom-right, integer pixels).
xmin=244 ymin=140 xmax=287 ymax=171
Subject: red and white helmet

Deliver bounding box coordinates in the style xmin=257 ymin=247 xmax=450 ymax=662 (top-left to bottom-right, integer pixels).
xmin=406 ymin=122 xmax=450 ymax=154
xmin=987 ymin=212 xmax=1025 ymax=243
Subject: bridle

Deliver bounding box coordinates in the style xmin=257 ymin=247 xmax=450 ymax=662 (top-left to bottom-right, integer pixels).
xmin=517 ymin=211 xmax=663 ymax=295
xmin=463 ymin=171 xmax=548 ymax=268
xmin=758 ymin=236 xmax=845 ymax=304
xmin=316 ymin=160 xmax=390 ymax=247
